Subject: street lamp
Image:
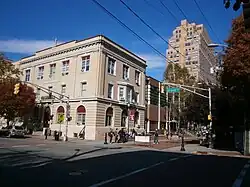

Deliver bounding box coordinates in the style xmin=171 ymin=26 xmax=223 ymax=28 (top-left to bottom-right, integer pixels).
xmin=207 ymin=43 xmax=228 ymax=48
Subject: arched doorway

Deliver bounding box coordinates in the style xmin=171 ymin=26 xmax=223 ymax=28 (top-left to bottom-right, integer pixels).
xmin=43 ymin=106 xmax=51 ymax=128
xmin=76 ymin=105 xmax=86 ymax=125
xmin=57 ymin=106 xmax=65 ymax=124
xmin=121 ymin=110 xmax=128 ymax=127
xmin=134 ymin=111 xmax=139 ymax=127
xmin=105 ymin=107 xmax=113 ymax=126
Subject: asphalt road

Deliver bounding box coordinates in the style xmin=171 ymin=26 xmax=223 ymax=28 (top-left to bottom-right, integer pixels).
xmin=1 ymin=137 xmax=250 ymax=187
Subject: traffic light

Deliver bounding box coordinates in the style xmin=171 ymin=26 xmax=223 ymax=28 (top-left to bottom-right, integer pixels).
xmin=48 ymin=91 xmax=52 ymax=98
xmin=243 ymin=2 xmax=250 ymax=31
xmin=13 ymin=83 xmax=21 ymax=95
xmin=233 ymin=0 xmax=242 ymax=11
xmin=224 ymin=0 xmax=231 ymax=8
xmin=67 ymin=116 xmax=72 ymax=121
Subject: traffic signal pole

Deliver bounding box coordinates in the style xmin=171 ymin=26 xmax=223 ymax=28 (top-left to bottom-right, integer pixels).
xmin=21 ymin=81 xmax=71 ymax=141
xmin=162 ymin=82 xmax=214 ymax=147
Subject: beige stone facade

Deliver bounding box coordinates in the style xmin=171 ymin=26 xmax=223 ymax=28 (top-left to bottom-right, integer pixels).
xmin=166 ymin=19 xmax=216 ymax=82
xmin=15 ymin=35 xmax=147 ymax=140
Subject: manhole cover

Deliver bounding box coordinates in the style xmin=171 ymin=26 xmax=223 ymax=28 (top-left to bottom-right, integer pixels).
xmin=69 ymin=170 xmax=88 ymax=176
xmin=69 ymin=172 xmax=82 ymax=176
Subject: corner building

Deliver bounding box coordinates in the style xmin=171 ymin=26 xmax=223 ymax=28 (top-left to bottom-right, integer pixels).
xmin=15 ymin=35 xmax=147 ymax=140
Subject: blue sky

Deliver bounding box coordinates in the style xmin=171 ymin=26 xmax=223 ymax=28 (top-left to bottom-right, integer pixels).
xmin=0 ymin=0 xmax=242 ymax=80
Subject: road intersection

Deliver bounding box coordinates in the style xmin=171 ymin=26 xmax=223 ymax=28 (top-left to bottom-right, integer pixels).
xmin=1 ymin=137 xmax=250 ymax=187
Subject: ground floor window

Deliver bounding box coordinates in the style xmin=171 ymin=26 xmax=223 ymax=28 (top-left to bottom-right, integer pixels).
xmin=76 ymin=105 xmax=86 ymax=125
xmin=105 ymin=107 xmax=113 ymax=126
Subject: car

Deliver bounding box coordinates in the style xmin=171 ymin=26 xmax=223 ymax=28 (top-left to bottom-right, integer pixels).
xmin=8 ymin=126 xmax=25 ymax=138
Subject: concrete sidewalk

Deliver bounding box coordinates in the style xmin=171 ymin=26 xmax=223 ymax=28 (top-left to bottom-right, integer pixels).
xmin=164 ymin=144 xmax=249 ymax=158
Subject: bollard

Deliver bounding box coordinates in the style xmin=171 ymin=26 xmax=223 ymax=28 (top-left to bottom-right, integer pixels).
xmin=104 ymin=132 xmax=108 ymax=144
xmin=180 ymin=133 xmax=185 ymax=151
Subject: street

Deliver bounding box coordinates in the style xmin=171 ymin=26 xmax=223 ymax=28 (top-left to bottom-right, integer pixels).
xmin=1 ymin=137 xmax=250 ymax=187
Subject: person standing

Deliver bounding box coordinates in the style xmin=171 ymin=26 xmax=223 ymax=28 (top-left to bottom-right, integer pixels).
xmin=154 ymin=129 xmax=159 ymax=144
xmin=44 ymin=128 xmax=48 ymax=140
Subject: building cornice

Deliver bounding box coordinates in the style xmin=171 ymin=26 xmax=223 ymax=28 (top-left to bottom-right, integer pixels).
xmin=19 ymin=35 xmax=147 ymax=69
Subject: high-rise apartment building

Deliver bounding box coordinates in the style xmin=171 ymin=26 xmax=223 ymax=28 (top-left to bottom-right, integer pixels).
xmin=166 ymin=20 xmax=216 ymax=82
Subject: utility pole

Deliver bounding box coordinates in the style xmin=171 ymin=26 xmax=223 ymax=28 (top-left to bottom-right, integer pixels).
xmin=208 ymin=87 xmax=213 ymax=148
xmin=157 ymin=82 xmax=161 ymax=130
xmin=178 ymin=88 xmax=181 ymax=130
xmin=172 ymin=63 xmax=176 ymax=130
xmin=65 ymin=96 xmax=70 ymax=141
xmin=166 ymin=85 xmax=168 ymax=131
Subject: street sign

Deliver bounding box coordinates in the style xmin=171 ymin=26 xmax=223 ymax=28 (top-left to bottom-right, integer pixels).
xmin=167 ymin=87 xmax=180 ymax=93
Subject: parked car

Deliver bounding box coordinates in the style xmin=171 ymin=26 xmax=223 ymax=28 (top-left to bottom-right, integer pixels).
xmin=8 ymin=126 xmax=25 ymax=138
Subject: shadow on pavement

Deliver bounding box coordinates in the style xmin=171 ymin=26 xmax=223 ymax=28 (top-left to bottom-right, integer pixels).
xmin=0 ymin=148 xmax=249 ymax=187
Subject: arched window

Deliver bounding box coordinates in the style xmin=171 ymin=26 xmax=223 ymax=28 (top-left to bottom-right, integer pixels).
xmin=121 ymin=110 xmax=128 ymax=127
xmin=77 ymin=105 xmax=86 ymax=125
xmin=105 ymin=107 xmax=113 ymax=126
xmin=57 ymin=106 xmax=65 ymax=123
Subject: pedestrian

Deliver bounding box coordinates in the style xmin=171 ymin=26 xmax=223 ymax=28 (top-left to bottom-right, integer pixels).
xmin=108 ymin=129 xmax=113 ymax=143
xmin=114 ymin=128 xmax=119 ymax=143
xmin=44 ymin=128 xmax=48 ymax=140
xmin=154 ymin=129 xmax=159 ymax=144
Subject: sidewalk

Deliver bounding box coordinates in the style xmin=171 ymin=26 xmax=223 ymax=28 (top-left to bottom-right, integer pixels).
xmin=164 ymin=144 xmax=250 ymax=158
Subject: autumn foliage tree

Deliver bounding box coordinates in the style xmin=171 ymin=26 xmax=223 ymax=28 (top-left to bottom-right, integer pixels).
xmin=0 ymin=54 xmax=36 ymax=124
xmin=221 ymin=15 xmax=250 ymax=128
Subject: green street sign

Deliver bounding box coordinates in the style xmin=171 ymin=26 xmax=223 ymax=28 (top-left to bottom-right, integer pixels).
xmin=167 ymin=87 xmax=180 ymax=93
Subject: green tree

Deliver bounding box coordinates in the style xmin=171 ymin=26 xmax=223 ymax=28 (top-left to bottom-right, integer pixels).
xmin=164 ymin=62 xmax=195 ymax=125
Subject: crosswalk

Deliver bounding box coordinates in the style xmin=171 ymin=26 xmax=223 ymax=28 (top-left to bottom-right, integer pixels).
xmin=0 ymin=151 xmax=53 ymax=169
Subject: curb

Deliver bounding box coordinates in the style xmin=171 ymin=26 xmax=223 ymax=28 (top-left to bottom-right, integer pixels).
xmin=94 ymin=145 xmax=122 ymax=149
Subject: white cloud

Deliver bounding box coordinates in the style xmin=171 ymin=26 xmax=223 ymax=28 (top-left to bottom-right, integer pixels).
xmin=137 ymin=53 xmax=166 ymax=69
xmin=0 ymin=39 xmax=63 ymax=54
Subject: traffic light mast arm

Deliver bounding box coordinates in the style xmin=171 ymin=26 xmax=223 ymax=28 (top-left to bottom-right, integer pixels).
xmin=21 ymin=81 xmax=69 ymax=100
xmin=162 ymin=82 xmax=209 ymax=98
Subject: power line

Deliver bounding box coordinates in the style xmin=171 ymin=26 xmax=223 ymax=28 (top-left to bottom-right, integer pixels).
xmin=193 ymin=0 xmax=222 ymax=44
xmin=119 ymin=0 xmax=186 ymax=59
xmin=157 ymin=0 xmax=217 ymax=79
xmin=90 ymin=0 xmax=167 ymax=60
xmin=169 ymin=0 xmax=216 ymax=67
xmin=91 ymin=0 xmax=215 ymax=81
xmin=143 ymin=0 xmax=165 ymax=17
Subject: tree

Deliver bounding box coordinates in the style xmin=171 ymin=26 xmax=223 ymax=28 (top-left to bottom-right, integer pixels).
xmin=0 ymin=53 xmax=36 ymax=124
xmin=164 ymin=62 xmax=196 ymax=126
xmin=0 ymin=81 xmax=36 ymax=124
xmin=221 ymin=15 xmax=250 ymax=126
xmin=0 ymin=53 xmax=21 ymax=81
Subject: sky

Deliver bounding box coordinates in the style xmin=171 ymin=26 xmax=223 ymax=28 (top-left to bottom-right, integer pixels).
xmin=0 ymin=0 xmax=242 ymax=80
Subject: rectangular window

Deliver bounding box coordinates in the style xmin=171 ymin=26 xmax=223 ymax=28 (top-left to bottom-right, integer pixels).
xmin=81 ymin=82 xmax=87 ymax=96
xmin=107 ymin=57 xmax=116 ymax=75
xmin=36 ymin=88 xmax=40 ymax=99
xmin=135 ymin=92 xmax=139 ymax=103
xmin=37 ymin=66 xmax=44 ymax=80
xmin=127 ymin=87 xmax=132 ymax=103
xmin=123 ymin=65 xmax=129 ymax=80
xmin=81 ymin=56 xmax=90 ymax=72
xmin=61 ymin=85 xmax=66 ymax=94
xmin=119 ymin=86 xmax=125 ymax=101
xmin=62 ymin=60 xmax=69 ymax=73
xmin=135 ymin=70 xmax=140 ymax=85
xmin=107 ymin=84 xmax=114 ymax=99
xmin=77 ymin=114 xmax=86 ymax=125
xmin=49 ymin=64 xmax=56 ymax=79
xmin=25 ymin=69 xmax=31 ymax=82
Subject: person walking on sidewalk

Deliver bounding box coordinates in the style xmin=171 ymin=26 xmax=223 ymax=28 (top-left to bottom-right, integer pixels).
xmin=44 ymin=128 xmax=48 ymax=140
xmin=154 ymin=129 xmax=159 ymax=144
